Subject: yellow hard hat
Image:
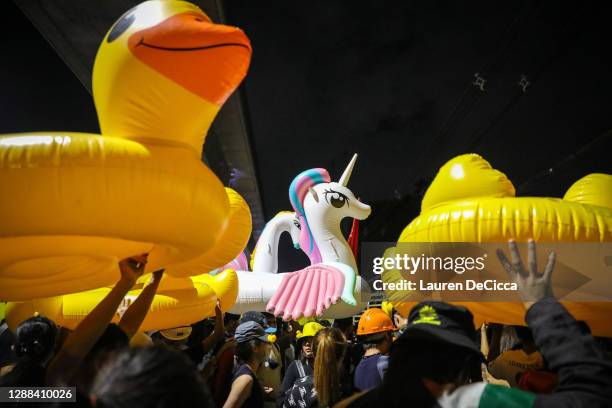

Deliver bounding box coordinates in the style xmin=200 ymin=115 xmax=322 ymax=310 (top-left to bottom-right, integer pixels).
xmin=296 ymin=322 xmax=324 ymax=340
xmin=381 ymin=301 xmax=394 ymax=317
xmin=159 ymin=326 xmax=192 ymax=341
xmin=130 ymin=332 xmax=153 ymax=347
xmin=297 ymin=316 xmax=316 ymax=326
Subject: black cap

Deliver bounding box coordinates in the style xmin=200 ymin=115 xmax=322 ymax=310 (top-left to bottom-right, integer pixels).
xmin=398 ymin=301 xmax=483 ymax=359
xmin=234 ymin=321 xmax=271 ymax=344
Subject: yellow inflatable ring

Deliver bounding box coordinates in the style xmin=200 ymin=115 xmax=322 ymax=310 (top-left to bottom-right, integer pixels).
xmin=163 ymin=188 xmax=253 ymax=277
xmin=5 ymin=269 xmax=238 ymax=332
xmin=0 ymin=0 xmax=252 ymax=301
xmin=5 ymin=187 xmax=250 ymax=331
xmin=390 ymin=154 xmax=612 ymax=335
xmin=400 ymin=154 xmax=611 ymax=242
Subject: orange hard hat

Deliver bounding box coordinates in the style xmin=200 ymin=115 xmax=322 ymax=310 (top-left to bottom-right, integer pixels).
xmin=357 ymin=308 xmax=396 ymax=336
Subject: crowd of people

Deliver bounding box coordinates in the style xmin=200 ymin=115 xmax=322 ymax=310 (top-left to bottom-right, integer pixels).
xmin=1 ymin=241 xmax=611 ymax=407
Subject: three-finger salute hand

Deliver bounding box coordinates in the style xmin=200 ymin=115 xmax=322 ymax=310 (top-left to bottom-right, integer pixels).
xmin=496 ymin=239 xmax=555 ymax=310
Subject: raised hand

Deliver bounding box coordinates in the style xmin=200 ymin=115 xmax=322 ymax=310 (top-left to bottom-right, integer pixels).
xmin=119 ymin=253 xmax=149 ymax=285
xmin=147 ymin=268 xmax=165 ymax=285
xmin=496 ymin=239 xmax=555 ymax=310
xmin=214 ymin=300 xmax=224 ymax=331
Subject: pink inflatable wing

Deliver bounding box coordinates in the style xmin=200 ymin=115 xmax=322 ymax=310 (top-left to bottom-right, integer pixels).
xmin=266 ymin=264 xmax=345 ymax=321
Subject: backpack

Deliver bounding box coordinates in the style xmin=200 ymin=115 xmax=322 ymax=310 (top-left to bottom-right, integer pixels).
xmin=282 ymin=374 xmax=316 ymax=408
xmin=280 ymin=360 xmax=310 ymax=407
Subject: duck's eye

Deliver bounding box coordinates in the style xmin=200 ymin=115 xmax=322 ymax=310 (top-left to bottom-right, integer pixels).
xmin=107 ymin=10 xmax=136 ymax=43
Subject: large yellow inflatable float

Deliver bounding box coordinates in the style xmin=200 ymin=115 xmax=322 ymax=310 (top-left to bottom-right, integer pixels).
xmin=0 ymin=0 xmax=252 ymax=301
xmin=5 ymin=269 xmax=238 ymax=332
xmin=387 ymin=154 xmax=612 ymax=335
xmin=5 ymin=185 xmax=251 ymax=331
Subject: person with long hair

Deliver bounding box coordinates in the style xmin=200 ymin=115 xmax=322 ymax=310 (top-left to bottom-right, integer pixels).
xmin=0 ymin=316 xmax=58 ymax=387
xmin=281 ymin=327 xmax=348 ymax=408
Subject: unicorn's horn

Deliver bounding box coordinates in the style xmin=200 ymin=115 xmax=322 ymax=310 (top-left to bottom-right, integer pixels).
xmin=338 ymin=153 xmax=358 ymax=187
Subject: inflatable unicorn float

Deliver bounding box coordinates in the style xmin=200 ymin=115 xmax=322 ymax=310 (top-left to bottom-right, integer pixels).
xmin=231 ymin=154 xmax=372 ymax=320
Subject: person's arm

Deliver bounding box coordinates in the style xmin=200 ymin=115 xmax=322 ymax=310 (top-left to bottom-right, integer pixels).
xmin=223 ymin=375 xmax=254 ymax=408
xmin=118 ymin=269 xmax=163 ymax=339
xmin=497 ymin=239 xmax=612 ymax=406
xmin=46 ymin=254 xmax=148 ymax=385
xmin=526 ymin=300 xmax=612 ymax=406
xmin=201 ymin=301 xmax=225 ymax=353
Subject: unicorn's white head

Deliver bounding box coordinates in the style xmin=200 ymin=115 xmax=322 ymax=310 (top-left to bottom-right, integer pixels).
xmin=304 ymin=154 xmax=371 ymax=224
xmin=289 ymin=154 xmax=371 ymax=266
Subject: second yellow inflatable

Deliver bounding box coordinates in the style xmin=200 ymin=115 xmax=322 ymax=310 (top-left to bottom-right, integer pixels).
xmin=386 ymin=154 xmax=612 ymax=335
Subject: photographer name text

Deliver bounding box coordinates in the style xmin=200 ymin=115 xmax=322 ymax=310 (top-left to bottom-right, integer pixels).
xmin=372 ymin=279 xmax=518 ymax=292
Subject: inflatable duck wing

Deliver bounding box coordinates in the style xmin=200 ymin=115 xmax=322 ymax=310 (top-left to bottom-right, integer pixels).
xmin=388 ymin=154 xmax=612 ymax=335
xmin=0 ymin=0 xmax=251 ymax=301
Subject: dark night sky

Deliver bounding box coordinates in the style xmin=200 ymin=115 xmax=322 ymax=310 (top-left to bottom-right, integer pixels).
xmin=0 ymin=5 xmax=97 ymax=134
xmin=224 ymin=0 xmax=611 ymax=209
xmin=1 ymin=1 xmax=610 ymax=270
xmin=221 ymin=0 xmax=611 ymax=266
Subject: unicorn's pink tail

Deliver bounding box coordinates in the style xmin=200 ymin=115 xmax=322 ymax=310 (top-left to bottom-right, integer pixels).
xmin=266 ymin=265 xmax=345 ymax=320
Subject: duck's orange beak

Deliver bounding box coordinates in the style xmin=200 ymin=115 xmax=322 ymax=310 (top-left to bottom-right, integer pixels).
xmin=128 ymin=12 xmax=251 ymax=105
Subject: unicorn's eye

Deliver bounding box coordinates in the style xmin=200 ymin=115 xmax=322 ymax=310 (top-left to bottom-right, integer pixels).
xmin=293 ymin=219 xmax=301 ymax=230
xmin=323 ymin=189 xmax=350 ymax=208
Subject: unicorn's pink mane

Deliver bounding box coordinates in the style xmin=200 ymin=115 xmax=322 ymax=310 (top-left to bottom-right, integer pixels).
xmin=288 ymin=168 xmax=330 ymax=264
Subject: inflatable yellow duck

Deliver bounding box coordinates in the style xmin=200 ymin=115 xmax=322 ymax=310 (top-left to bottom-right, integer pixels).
xmin=387 ymin=154 xmax=612 ymax=335
xmin=0 ymin=0 xmax=252 ymax=301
